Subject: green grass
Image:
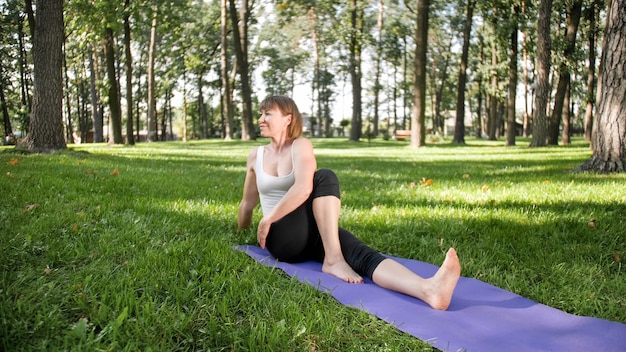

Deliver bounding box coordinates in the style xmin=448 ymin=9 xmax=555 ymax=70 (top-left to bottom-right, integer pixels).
xmin=1 ymin=137 xmax=624 ymax=351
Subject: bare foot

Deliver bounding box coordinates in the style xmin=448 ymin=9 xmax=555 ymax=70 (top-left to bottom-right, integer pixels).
xmin=322 ymin=259 xmax=364 ymax=283
xmin=423 ymin=248 xmax=461 ymax=310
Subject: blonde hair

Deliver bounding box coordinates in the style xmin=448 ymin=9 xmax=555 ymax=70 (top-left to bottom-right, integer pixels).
xmin=259 ymin=96 xmax=303 ymax=139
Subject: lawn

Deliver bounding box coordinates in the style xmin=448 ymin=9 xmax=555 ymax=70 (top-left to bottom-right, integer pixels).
xmin=1 ymin=137 xmax=624 ymax=351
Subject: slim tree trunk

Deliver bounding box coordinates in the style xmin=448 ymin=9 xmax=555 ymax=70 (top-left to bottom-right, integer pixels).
xmin=103 ymin=27 xmax=123 ymax=144
xmin=147 ymin=9 xmax=158 ymax=142
xmin=505 ymin=5 xmax=520 ymax=146
xmin=548 ymin=0 xmax=582 ymax=145
xmin=228 ymin=0 xmax=255 ymax=140
xmin=453 ymin=0 xmax=475 ymax=144
xmin=530 ymin=0 xmax=553 ymax=147
xmin=221 ymin=0 xmax=233 ymax=140
xmin=124 ymin=0 xmax=134 ymax=145
xmin=373 ymin=0 xmax=384 ymax=137
xmin=88 ymin=47 xmax=103 ymax=143
xmin=24 ymin=0 xmax=66 ymax=152
xmin=584 ymin=1 xmax=598 ymax=142
xmin=349 ymin=0 xmax=363 ymax=141
xmin=576 ymin=0 xmax=626 ymax=172
xmin=411 ymin=0 xmax=429 ymax=147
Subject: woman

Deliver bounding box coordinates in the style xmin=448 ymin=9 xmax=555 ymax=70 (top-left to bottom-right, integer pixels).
xmin=238 ymin=96 xmax=460 ymax=310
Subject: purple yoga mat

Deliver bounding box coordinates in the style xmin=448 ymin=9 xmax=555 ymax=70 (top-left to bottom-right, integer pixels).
xmin=235 ymin=245 xmax=626 ymax=352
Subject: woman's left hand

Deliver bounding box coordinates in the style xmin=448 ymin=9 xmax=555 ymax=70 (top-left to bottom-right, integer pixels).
xmin=257 ymin=217 xmax=271 ymax=249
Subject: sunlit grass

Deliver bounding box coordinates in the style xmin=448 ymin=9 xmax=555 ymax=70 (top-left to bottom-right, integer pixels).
xmin=1 ymin=137 xmax=624 ymax=351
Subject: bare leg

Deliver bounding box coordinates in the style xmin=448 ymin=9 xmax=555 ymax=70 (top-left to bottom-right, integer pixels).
xmin=312 ymin=195 xmax=363 ymax=283
xmin=372 ymin=248 xmax=461 ymax=310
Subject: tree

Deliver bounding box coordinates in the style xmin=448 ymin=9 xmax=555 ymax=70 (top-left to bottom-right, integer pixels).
xmin=123 ymin=0 xmax=134 ymax=145
xmin=228 ymin=0 xmax=256 ymax=140
xmin=547 ymin=0 xmax=582 ymax=145
xmin=410 ymin=0 xmax=429 ymax=147
xmin=23 ymin=0 xmax=66 ymax=152
xmin=530 ymin=0 xmax=552 ymax=147
xmin=453 ymin=0 xmax=476 ymax=144
xmin=221 ymin=0 xmax=234 ymax=140
xmin=505 ymin=4 xmax=520 ymax=147
xmin=576 ymin=0 xmax=626 ymax=173
xmin=348 ymin=0 xmax=364 ymax=142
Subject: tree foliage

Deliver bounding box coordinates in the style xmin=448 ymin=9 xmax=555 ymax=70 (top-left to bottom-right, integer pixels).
xmin=0 ymin=0 xmax=622 ymax=171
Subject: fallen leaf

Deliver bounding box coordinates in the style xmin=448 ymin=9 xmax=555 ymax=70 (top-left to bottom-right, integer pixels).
xmin=481 ymin=184 xmax=490 ymax=193
xmin=613 ymin=251 xmax=621 ymax=263
xmin=111 ymin=169 xmax=119 ymax=176
xmin=543 ymin=180 xmax=550 ymax=185
xmin=420 ymin=178 xmax=434 ymax=187
xmin=24 ymin=204 xmax=39 ymax=213
xmin=588 ymin=219 xmax=596 ymax=229
xmin=409 ymin=182 xmax=416 ymax=188
xmin=44 ymin=266 xmax=52 ymax=275
xmin=6 ymin=172 xmax=13 ymax=178
xmin=72 ymin=224 xmax=79 ymax=232
xmin=9 ymin=158 xmax=20 ymax=166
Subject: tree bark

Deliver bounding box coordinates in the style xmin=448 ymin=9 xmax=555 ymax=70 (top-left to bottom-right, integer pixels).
xmin=576 ymin=0 xmax=626 ymax=172
xmin=410 ymin=0 xmax=429 ymax=147
xmin=453 ymin=0 xmax=475 ymax=144
xmin=530 ymin=0 xmax=553 ymax=147
xmin=24 ymin=0 xmax=66 ymax=152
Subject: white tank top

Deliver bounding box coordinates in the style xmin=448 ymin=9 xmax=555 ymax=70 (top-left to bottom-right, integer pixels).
xmin=256 ymin=146 xmax=295 ymax=215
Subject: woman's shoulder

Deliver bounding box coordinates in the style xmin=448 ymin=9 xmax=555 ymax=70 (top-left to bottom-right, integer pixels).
xmin=292 ymin=137 xmax=313 ymax=150
xmin=246 ymin=146 xmax=261 ymax=168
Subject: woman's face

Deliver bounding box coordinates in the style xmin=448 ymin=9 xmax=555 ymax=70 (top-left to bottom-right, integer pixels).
xmin=259 ymin=105 xmax=291 ymax=138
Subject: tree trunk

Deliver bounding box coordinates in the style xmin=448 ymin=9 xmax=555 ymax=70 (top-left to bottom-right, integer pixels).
xmin=372 ymin=0 xmax=384 ymax=137
xmin=228 ymin=0 xmax=255 ymax=140
xmin=124 ymin=0 xmax=134 ymax=145
xmin=349 ymin=0 xmax=363 ymax=142
xmin=453 ymin=0 xmax=475 ymax=144
xmin=584 ymin=1 xmax=598 ymax=142
xmin=561 ymin=81 xmax=571 ymax=144
xmin=221 ymin=0 xmax=233 ymax=140
xmin=1 ymin=60 xmax=14 ymax=138
xmin=530 ymin=0 xmax=553 ymax=147
xmin=147 ymin=9 xmax=158 ymax=142
xmin=103 ymin=27 xmax=123 ymax=144
xmin=488 ymin=34 xmax=498 ymax=141
xmin=548 ymin=0 xmax=582 ymax=145
xmin=410 ymin=0 xmax=429 ymax=148
xmin=576 ymin=0 xmax=626 ymax=172
xmin=505 ymin=5 xmax=520 ymax=146
xmin=24 ymin=0 xmax=66 ymax=152
xmin=88 ymin=47 xmax=103 ymax=143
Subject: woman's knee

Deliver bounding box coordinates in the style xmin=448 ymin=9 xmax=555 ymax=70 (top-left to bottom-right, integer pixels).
xmin=313 ymin=169 xmax=340 ymax=198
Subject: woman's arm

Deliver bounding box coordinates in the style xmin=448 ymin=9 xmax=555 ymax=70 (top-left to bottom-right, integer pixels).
xmin=238 ymin=147 xmax=259 ymax=229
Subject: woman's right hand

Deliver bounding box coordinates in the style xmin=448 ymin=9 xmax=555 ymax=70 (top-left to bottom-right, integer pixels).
xmin=257 ymin=217 xmax=272 ymax=249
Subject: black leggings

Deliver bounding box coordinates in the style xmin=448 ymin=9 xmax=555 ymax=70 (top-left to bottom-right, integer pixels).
xmin=265 ymin=169 xmax=386 ymax=279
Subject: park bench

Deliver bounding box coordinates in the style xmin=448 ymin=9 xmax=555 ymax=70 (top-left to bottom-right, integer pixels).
xmin=393 ymin=130 xmax=411 ymax=141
